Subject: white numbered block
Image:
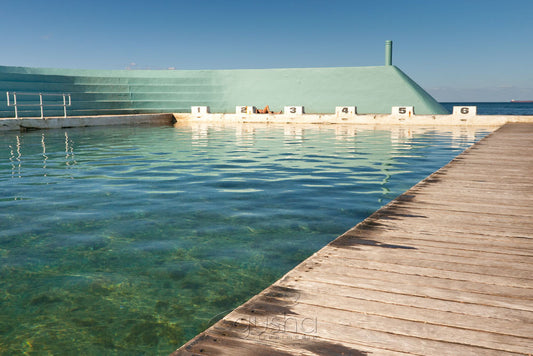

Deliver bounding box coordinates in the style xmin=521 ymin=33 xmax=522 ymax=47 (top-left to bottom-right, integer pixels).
xmin=284 ymin=106 xmax=304 ymax=115
xmin=453 ymin=106 xmax=477 ymax=117
xmin=235 ymin=106 xmax=257 ymax=114
xmin=191 ymin=106 xmax=210 ymax=114
xmin=335 ymin=106 xmax=357 ymax=116
xmin=392 ymin=106 xmax=414 ymax=118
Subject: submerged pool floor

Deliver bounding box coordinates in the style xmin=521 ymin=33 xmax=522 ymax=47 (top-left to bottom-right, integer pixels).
xmin=0 ymin=123 xmax=492 ymax=354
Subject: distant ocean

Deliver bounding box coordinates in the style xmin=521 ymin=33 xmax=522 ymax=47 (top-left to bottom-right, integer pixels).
xmin=441 ymin=102 xmax=533 ymax=116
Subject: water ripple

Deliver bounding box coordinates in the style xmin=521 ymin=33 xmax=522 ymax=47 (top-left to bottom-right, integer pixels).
xmin=0 ymin=124 xmax=492 ymax=354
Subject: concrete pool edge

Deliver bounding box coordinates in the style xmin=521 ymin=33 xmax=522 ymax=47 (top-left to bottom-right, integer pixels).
xmin=173 ymin=112 xmax=533 ymax=126
xmin=0 ymin=113 xmax=174 ymax=131
xmin=1 ymin=112 xmax=532 ymax=131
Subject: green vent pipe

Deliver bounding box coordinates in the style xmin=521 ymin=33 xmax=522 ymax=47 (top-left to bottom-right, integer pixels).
xmin=385 ymin=40 xmax=393 ymax=66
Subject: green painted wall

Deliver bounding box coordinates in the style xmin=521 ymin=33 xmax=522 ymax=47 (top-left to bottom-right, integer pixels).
xmin=0 ymin=64 xmax=448 ymax=118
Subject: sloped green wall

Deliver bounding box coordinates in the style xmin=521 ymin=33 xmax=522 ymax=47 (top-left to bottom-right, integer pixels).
xmin=213 ymin=66 xmax=447 ymax=114
xmin=0 ymin=65 xmax=447 ymax=118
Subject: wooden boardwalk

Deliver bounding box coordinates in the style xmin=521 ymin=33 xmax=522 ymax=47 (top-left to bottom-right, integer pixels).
xmin=173 ymin=123 xmax=533 ymax=356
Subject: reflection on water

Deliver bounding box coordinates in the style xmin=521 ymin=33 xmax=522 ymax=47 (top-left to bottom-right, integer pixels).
xmin=8 ymin=135 xmax=21 ymax=178
xmin=64 ymin=131 xmax=77 ymax=168
xmin=0 ymin=123 xmax=492 ymax=354
xmin=41 ymin=133 xmax=48 ymax=173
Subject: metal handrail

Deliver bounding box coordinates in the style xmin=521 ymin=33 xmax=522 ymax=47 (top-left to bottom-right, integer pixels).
xmin=6 ymin=92 xmax=71 ymax=119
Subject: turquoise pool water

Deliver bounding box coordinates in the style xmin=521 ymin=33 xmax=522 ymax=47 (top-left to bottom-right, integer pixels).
xmin=0 ymin=123 xmax=491 ymax=354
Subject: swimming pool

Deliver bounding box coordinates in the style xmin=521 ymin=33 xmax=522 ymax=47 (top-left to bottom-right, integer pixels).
xmin=0 ymin=123 xmax=492 ymax=354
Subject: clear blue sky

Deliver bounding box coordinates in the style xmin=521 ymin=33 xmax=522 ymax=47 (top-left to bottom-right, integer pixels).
xmin=1 ymin=0 xmax=532 ymax=101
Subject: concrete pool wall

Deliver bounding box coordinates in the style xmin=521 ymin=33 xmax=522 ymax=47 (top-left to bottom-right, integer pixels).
xmin=0 ymin=64 xmax=448 ymax=119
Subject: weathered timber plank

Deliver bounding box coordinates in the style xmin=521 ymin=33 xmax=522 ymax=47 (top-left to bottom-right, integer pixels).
xmin=339 ymin=227 xmax=533 ymax=256
xmin=182 ymin=325 xmax=411 ymax=356
xmin=323 ymin=245 xmax=533 ymax=276
xmin=290 ymin=262 xmax=533 ymax=299
xmin=388 ymin=200 xmax=533 ymax=219
xmin=176 ymin=323 xmax=418 ymax=356
xmin=365 ymin=218 xmax=533 ymax=238
xmin=250 ymin=286 xmax=533 ymax=339
xmin=240 ymin=298 xmax=533 ymax=353
xmin=300 ymin=255 xmax=533 ymax=289
xmin=411 ymin=180 xmax=533 ymax=191
xmin=311 ymin=251 xmax=533 ymax=281
xmin=222 ymin=307 xmax=528 ymax=356
xmin=402 ymin=192 xmax=533 ymax=208
xmin=280 ymin=279 xmax=533 ymax=323
xmin=286 ymin=270 xmax=533 ymax=310
xmin=389 ymin=197 xmax=533 ymax=214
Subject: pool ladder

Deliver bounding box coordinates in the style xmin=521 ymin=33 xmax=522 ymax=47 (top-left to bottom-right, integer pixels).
xmin=6 ymin=91 xmax=71 ymax=119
